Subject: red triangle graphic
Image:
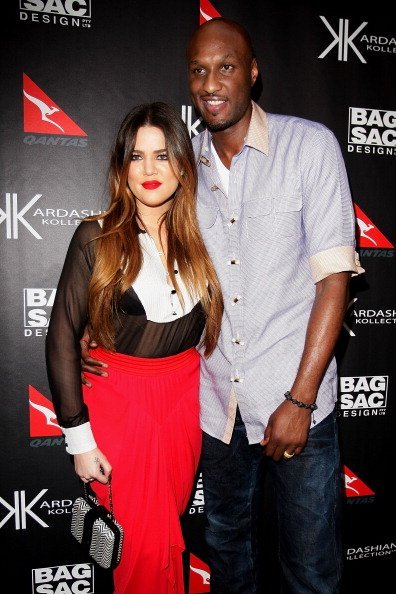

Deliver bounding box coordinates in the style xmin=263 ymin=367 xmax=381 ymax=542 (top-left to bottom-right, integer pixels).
xmin=189 ymin=553 xmax=211 ymax=593
xmin=353 ymin=203 xmax=393 ymax=248
xmin=200 ymin=0 xmax=221 ymax=25
xmin=23 ymin=73 xmax=87 ymax=136
xmin=29 ymin=385 xmax=62 ymax=437
xmin=342 ymin=465 xmax=375 ymax=497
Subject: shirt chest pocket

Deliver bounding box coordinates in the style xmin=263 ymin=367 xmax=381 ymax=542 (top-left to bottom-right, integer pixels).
xmin=198 ymin=204 xmax=219 ymax=229
xmin=197 ymin=204 xmax=220 ymax=255
xmin=245 ymin=195 xmax=302 ymax=238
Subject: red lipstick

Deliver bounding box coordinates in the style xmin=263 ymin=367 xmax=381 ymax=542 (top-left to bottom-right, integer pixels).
xmin=142 ymin=181 xmax=162 ymax=190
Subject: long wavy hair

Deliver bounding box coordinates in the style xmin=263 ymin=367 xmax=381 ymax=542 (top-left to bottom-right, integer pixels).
xmin=86 ymin=102 xmax=223 ymax=357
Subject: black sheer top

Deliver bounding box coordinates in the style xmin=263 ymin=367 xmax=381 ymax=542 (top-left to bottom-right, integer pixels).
xmin=46 ymin=220 xmax=206 ymax=429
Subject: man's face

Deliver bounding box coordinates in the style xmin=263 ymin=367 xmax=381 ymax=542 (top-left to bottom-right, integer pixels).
xmin=187 ymin=22 xmax=258 ymax=132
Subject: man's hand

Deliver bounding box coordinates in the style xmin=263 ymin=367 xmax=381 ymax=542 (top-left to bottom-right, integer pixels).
xmin=260 ymin=400 xmax=311 ymax=461
xmin=80 ymin=325 xmax=108 ymax=387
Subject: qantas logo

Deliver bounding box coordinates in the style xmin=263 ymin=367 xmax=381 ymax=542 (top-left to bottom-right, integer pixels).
xmin=354 ymin=203 xmax=393 ymax=248
xmin=23 ymin=73 xmax=87 ymax=136
xmin=189 ymin=554 xmax=210 ymax=592
xmin=343 ymin=465 xmax=375 ymax=504
xmin=29 ymin=386 xmax=61 ymax=438
xmin=199 ymin=0 xmax=221 ymax=24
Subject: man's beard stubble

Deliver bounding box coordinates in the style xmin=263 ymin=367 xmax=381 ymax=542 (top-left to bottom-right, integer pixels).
xmin=204 ymin=118 xmax=235 ymax=133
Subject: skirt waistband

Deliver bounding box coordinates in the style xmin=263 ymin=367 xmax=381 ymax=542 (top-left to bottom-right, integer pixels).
xmin=91 ymin=347 xmax=199 ymax=375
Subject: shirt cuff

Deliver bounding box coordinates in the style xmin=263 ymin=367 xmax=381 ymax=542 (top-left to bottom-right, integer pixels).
xmin=62 ymin=422 xmax=97 ymax=455
xmin=309 ymin=245 xmax=365 ymax=283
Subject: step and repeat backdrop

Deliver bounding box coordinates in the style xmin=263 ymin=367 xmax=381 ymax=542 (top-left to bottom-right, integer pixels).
xmin=1 ymin=1 xmax=395 ymax=592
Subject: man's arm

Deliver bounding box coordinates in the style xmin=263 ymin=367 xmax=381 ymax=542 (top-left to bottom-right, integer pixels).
xmin=80 ymin=325 xmax=108 ymax=387
xmin=261 ymin=271 xmax=350 ymax=461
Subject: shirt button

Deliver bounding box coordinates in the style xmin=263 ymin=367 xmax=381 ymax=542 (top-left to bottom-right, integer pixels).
xmin=228 ymin=258 xmax=240 ymax=265
xmin=232 ymin=295 xmax=241 ymax=304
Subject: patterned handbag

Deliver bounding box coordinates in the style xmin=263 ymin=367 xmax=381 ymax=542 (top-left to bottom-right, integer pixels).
xmin=71 ymin=477 xmax=124 ymax=570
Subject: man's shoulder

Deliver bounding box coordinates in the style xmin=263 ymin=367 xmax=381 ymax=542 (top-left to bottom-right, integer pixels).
xmin=268 ymin=111 xmax=334 ymax=138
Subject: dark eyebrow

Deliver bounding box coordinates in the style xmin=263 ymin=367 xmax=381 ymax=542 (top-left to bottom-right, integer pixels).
xmin=132 ymin=148 xmax=167 ymax=154
xmin=189 ymin=53 xmax=236 ymax=66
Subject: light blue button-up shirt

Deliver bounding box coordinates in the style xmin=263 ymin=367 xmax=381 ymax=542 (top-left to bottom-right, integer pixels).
xmin=193 ymin=102 xmax=363 ymax=444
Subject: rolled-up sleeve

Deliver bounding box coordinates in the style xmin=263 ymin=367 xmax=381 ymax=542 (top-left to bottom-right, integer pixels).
xmin=310 ymin=245 xmax=364 ymax=283
xmin=301 ymin=126 xmax=365 ymax=282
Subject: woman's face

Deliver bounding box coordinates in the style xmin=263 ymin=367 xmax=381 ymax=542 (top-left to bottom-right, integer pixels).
xmin=127 ymin=126 xmax=179 ymax=215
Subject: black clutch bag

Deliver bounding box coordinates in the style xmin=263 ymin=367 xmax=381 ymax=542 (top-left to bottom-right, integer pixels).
xmin=71 ymin=477 xmax=124 ymax=570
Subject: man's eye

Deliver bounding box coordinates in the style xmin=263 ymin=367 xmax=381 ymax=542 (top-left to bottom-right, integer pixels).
xmin=192 ymin=67 xmax=204 ymax=75
xmin=221 ymin=64 xmax=234 ymax=72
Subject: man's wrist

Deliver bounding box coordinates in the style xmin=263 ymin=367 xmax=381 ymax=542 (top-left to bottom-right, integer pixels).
xmin=284 ymin=391 xmax=318 ymax=424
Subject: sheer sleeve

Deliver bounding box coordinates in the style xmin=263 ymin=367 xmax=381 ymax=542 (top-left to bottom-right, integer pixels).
xmin=45 ymin=220 xmax=101 ymax=429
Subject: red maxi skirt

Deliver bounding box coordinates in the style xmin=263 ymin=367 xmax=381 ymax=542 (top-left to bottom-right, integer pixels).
xmin=82 ymin=346 xmax=202 ymax=594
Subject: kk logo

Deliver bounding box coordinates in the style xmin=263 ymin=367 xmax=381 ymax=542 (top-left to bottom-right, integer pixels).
xmin=0 ymin=489 xmax=49 ymax=529
xmin=319 ymin=16 xmax=368 ymax=63
xmin=0 ymin=192 xmax=42 ymax=239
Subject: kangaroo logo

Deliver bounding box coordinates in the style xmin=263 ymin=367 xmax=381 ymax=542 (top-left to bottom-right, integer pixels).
xmin=29 ymin=386 xmax=62 ymax=437
xmin=23 ymin=73 xmax=87 ymax=136
xmin=199 ymin=0 xmax=221 ymax=24
xmin=342 ymin=465 xmax=375 ymax=497
xmin=190 ymin=564 xmax=210 ymax=585
xmin=356 ymin=217 xmax=377 ymax=246
xmin=23 ymin=90 xmax=64 ymax=132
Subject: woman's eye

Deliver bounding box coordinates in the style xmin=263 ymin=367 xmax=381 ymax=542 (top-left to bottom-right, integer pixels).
xmin=131 ymin=154 xmax=142 ymax=161
xmin=157 ymin=153 xmax=168 ymax=160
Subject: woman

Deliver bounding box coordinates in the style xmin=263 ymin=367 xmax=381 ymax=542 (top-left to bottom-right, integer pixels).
xmin=45 ymin=102 xmax=223 ymax=594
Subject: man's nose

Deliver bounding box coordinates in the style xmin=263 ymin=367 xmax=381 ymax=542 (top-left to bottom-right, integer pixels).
xmin=203 ymin=71 xmax=222 ymax=95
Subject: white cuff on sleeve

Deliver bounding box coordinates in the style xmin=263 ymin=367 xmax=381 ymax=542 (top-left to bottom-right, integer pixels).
xmin=309 ymin=245 xmax=365 ymax=283
xmin=62 ymin=422 xmax=97 ymax=455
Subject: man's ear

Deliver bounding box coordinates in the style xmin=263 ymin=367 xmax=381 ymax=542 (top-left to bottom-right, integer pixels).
xmin=251 ymin=58 xmax=259 ymax=87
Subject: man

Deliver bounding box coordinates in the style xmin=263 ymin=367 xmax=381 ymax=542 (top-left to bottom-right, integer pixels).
xmin=81 ymin=17 xmax=363 ymax=594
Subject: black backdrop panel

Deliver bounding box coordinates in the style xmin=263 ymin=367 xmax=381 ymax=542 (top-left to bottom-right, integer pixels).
xmin=1 ymin=2 xmax=395 ymax=592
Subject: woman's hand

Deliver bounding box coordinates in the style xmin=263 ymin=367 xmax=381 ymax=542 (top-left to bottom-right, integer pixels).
xmin=74 ymin=447 xmax=112 ymax=484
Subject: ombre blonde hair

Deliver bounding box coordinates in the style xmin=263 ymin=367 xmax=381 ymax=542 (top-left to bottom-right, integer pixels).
xmin=86 ymin=102 xmax=223 ymax=357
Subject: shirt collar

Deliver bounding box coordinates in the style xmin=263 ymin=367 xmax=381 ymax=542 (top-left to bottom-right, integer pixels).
xmin=198 ymin=101 xmax=269 ymax=167
xmin=245 ymin=101 xmax=269 ymax=155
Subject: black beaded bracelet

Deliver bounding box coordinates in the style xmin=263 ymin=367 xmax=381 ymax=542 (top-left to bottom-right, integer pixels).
xmin=284 ymin=391 xmax=318 ymax=424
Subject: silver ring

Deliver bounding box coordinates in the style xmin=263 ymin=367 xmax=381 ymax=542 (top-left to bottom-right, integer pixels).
xmin=283 ymin=451 xmax=295 ymax=460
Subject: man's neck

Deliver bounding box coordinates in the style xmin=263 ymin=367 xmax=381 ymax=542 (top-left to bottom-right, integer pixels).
xmin=211 ymin=105 xmax=252 ymax=169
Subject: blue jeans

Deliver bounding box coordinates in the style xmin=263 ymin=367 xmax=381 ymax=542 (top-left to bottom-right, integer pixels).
xmin=201 ymin=410 xmax=343 ymax=594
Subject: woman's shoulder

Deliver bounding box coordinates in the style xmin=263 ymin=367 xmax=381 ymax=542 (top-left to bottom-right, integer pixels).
xmin=74 ymin=218 xmax=102 ymax=237
xmin=68 ymin=218 xmax=102 ymax=251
